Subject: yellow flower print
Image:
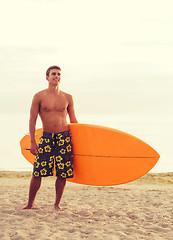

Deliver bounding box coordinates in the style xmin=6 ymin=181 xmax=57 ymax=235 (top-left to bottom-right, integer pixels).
xmin=61 ymin=173 xmax=66 ymax=178
xmin=56 ymin=156 xmax=63 ymax=162
xmin=45 ymin=139 xmax=50 ymax=143
xmin=60 ymin=149 xmax=66 ymax=155
xmin=38 ymin=148 xmax=43 ymax=154
xmin=58 ymin=133 xmax=63 ymax=139
xmin=41 ymin=161 xmax=47 ymax=167
xmin=66 ymin=144 xmax=72 ymax=152
xmin=57 ymin=163 xmax=65 ymax=169
xmin=65 ymin=137 xmax=70 ymax=143
xmin=67 ymin=169 xmax=73 ymax=176
xmin=35 ymin=162 xmax=40 ymax=168
xmin=50 ymin=156 xmax=54 ymax=162
xmin=39 ymin=138 xmax=43 ymax=144
xmin=34 ymin=171 xmax=39 ymax=177
xmin=44 ymin=145 xmax=51 ymax=152
xmin=49 ymin=162 xmax=53 ymax=168
xmin=65 ymin=161 xmax=71 ymax=167
xmin=40 ymin=168 xmax=47 ymax=176
xmin=58 ymin=140 xmax=64 ymax=146
xmin=35 ymin=156 xmax=39 ymax=161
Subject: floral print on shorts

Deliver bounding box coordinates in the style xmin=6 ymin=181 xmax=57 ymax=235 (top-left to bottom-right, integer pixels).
xmin=33 ymin=130 xmax=73 ymax=178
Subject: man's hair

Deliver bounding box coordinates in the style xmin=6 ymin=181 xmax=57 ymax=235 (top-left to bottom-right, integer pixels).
xmin=46 ymin=65 xmax=61 ymax=77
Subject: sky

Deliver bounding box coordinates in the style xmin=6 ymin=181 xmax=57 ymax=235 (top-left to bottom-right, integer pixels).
xmin=0 ymin=0 xmax=173 ymax=116
xmin=0 ymin=0 xmax=173 ymax=172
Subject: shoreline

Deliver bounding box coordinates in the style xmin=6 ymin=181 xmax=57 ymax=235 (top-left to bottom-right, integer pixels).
xmin=0 ymin=171 xmax=173 ymax=184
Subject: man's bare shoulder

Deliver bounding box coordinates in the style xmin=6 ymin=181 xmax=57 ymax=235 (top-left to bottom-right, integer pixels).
xmin=60 ymin=91 xmax=73 ymax=103
xmin=61 ymin=91 xmax=73 ymax=100
xmin=33 ymin=89 xmax=48 ymax=99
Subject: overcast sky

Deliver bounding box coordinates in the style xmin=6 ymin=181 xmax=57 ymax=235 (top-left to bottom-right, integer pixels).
xmin=0 ymin=0 xmax=173 ymax=116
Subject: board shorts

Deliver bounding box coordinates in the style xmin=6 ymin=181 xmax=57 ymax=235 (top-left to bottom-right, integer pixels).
xmin=33 ymin=130 xmax=73 ymax=178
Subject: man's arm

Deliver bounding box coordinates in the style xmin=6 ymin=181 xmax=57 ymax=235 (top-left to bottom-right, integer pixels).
xmin=29 ymin=93 xmax=40 ymax=155
xmin=67 ymin=95 xmax=78 ymax=123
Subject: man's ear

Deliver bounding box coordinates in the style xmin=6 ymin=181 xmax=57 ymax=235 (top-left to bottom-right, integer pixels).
xmin=46 ymin=76 xmax=49 ymax=81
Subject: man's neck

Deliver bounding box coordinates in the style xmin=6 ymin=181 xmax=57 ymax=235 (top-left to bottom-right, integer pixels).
xmin=48 ymin=84 xmax=60 ymax=94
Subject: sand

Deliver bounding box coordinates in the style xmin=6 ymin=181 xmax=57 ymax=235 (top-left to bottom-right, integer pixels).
xmin=0 ymin=172 xmax=173 ymax=240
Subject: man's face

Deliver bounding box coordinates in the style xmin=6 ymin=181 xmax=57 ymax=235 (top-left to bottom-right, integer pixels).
xmin=46 ymin=69 xmax=61 ymax=86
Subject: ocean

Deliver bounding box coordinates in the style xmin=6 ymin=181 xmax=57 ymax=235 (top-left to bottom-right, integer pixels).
xmin=0 ymin=113 xmax=172 ymax=173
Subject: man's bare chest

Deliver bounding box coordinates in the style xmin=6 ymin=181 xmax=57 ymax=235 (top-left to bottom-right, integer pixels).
xmin=40 ymin=95 xmax=68 ymax=112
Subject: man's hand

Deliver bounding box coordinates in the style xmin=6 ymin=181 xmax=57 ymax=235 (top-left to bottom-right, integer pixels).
xmin=30 ymin=141 xmax=38 ymax=156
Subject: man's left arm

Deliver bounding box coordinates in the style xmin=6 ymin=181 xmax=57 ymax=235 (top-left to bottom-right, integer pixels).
xmin=67 ymin=95 xmax=78 ymax=123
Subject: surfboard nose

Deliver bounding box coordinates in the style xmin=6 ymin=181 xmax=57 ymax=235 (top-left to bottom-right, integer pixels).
xmin=68 ymin=123 xmax=160 ymax=185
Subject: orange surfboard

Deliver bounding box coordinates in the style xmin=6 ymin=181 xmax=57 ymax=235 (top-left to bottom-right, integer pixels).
xmin=20 ymin=123 xmax=160 ymax=186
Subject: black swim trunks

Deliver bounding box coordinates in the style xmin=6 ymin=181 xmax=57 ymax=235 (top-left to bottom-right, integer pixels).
xmin=33 ymin=130 xmax=73 ymax=178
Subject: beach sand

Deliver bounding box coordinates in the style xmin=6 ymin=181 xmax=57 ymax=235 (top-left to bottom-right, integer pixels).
xmin=0 ymin=172 xmax=173 ymax=240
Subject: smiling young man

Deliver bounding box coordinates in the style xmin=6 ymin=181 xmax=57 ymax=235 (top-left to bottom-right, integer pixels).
xmin=23 ymin=65 xmax=78 ymax=210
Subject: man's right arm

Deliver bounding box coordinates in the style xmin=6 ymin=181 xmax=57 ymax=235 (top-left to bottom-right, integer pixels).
xmin=29 ymin=93 xmax=40 ymax=155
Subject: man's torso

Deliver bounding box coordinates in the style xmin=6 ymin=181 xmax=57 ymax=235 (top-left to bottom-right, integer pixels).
xmin=38 ymin=90 xmax=70 ymax=133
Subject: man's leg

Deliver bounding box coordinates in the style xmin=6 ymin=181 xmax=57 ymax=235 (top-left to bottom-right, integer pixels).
xmin=23 ymin=176 xmax=42 ymax=209
xmin=54 ymin=177 xmax=66 ymax=210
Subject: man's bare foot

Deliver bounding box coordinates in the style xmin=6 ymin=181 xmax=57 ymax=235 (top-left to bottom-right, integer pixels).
xmin=54 ymin=204 xmax=61 ymax=211
xmin=23 ymin=205 xmax=33 ymax=210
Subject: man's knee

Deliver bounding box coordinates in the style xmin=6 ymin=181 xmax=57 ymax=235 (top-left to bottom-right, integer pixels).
xmin=32 ymin=176 xmax=41 ymax=181
xmin=31 ymin=176 xmax=42 ymax=186
xmin=56 ymin=177 xmax=66 ymax=184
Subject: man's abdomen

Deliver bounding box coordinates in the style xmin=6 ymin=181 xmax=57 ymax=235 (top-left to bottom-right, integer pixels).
xmin=40 ymin=112 xmax=69 ymax=133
